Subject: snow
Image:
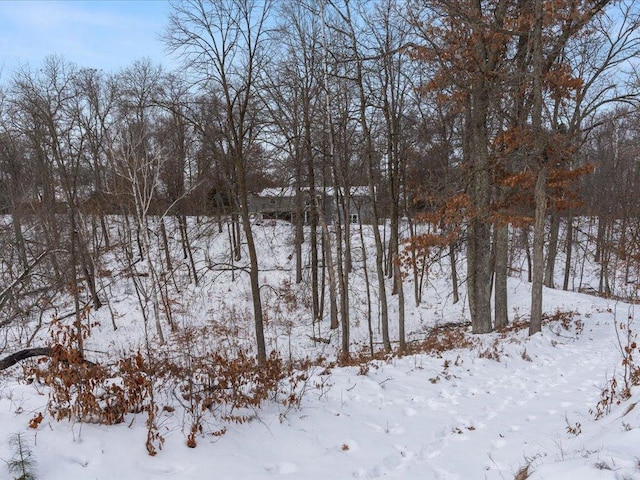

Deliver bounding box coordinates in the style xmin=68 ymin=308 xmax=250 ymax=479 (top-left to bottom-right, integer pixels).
xmin=1 ymin=220 xmax=639 ymax=479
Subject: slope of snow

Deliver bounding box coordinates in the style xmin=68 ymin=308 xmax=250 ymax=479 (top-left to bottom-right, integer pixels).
xmin=0 ymin=220 xmax=639 ymax=479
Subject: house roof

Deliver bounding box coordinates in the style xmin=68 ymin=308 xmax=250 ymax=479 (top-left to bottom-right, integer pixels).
xmin=256 ymin=186 xmax=371 ymax=198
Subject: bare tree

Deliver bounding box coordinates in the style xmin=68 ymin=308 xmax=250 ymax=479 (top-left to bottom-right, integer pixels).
xmin=110 ymin=59 xmax=173 ymax=345
xmin=166 ymin=0 xmax=273 ymax=364
xmin=368 ymin=0 xmax=413 ymax=349
xmin=262 ymin=1 xmax=326 ymax=336
xmin=325 ymin=0 xmax=392 ymax=352
xmin=156 ymin=72 xmax=200 ymax=286
xmin=10 ymin=56 xmax=105 ymax=353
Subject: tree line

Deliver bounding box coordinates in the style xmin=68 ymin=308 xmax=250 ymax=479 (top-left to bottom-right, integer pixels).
xmin=1 ymin=0 xmax=639 ymax=364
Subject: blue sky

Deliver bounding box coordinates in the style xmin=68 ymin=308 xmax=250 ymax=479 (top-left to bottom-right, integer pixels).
xmin=0 ymin=0 xmax=174 ymax=77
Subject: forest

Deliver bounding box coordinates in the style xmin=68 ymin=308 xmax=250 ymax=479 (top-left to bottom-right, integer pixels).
xmin=1 ymin=1 xmax=640 ymax=475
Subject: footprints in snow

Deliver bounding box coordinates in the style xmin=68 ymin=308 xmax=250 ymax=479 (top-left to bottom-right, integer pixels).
xmin=365 ymin=421 xmax=405 ymax=435
xmin=264 ymin=462 xmax=298 ymax=475
xmin=355 ymin=444 xmax=419 ymax=479
xmin=329 ymin=344 xmax=603 ymax=479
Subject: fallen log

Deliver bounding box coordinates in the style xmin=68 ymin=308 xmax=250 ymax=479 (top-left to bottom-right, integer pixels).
xmin=0 ymin=347 xmax=53 ymax=371
xmin=0 ymin=347 xmax=97 ymax=371
xmin=307 ymin=335 xmax=331 ymax=344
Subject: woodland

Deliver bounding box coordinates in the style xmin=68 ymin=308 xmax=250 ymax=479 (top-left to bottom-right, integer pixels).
xmin=1 ymin=1 xmax=640 ymax=476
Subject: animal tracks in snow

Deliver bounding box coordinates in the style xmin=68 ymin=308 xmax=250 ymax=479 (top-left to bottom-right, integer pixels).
xmin=265 ymin=462 xmax=298 ymax=475
xmin=319 ymin=316 xmax=624 ymax=479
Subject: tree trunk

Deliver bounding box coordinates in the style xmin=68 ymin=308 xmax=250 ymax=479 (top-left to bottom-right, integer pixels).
xmin=450 ymin=242 xmax=460 ymax=304
xmin=394 ymin=254 xmax=406 ymax=351
xmin=563 ymin=213 xmax=574 ymax=291
xmin=69 ymin=216 xmax=85 ymax=356
xmin=408 ymin=221 xmax=422 ymax=306
xmin=100 ymin=213 xmax=111 ymax=250
xmin=178 ymin=215 xmax=199 ymax=286
xmin=529 ymin=0 xmax=545 ymax=336
xmin=358 ymin=222 xmax=374 ymax=356
xmin=305 ymin=103 xmax=320 ymax=324
xmin=318 ymin=200 xmax=339 ymax=331
xmin=523 ymin=226 xmax=533 ymax=283
xmin=12 ymin=211 xmax=28 ymax=271
xmin=467 ymin=80 xmax=493 ymax=334
xmin=494 ymin=223 xmax=509 ymax=329
xmin=232 ymin=213 xmax=242 ymax=262
xmin=468 ymin=218 xmax=493 ymax=333
xmin=598 ymin=221 xmax=612 ymax=296
xmin=160 ymin=218 xmax=173 ymax=273
xmin=294 ymin=182 xmax=304 ymax=285
xmin=544 ymin=210 xmax=560 ymax=288
xmin=595 ymin=215 xmax=607 ymax=263
xmin=529 ymin=165 xmax=548 ymax=335
xmin=310 ymin=198 xmax=320 ymax=324
xmin=237 ymin=159 xmax=267 ymax=365
xmin=332 ymin=188 xmax=350 ymax=357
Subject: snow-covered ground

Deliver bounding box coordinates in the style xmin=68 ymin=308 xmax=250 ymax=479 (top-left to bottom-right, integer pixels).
xmin=1 ymin=220 xmax=639 ymax=479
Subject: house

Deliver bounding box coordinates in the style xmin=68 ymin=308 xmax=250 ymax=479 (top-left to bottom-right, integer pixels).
xmin=249 ymin=186 xmax=374 ymax=224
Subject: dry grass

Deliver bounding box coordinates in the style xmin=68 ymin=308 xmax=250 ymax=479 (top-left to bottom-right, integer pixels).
xmin=514 ymin=463 xmax=531 ymax=479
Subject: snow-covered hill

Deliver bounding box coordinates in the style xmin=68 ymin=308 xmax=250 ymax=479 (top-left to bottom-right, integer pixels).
xmin=1 ymin=220 xmax=639 ymax=479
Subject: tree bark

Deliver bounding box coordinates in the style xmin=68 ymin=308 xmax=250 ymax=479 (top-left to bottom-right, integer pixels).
xmin=494 ymin=224 xmax=509 ymax=328
xmin=563 ymin=213 xmax=574 ymax=291
xmin=0 ymin=348 xmax=53 ymax=371
xmin=320 ymin=211 xmax=339 ymax=331
xmin=466 ymin=71 xmax=493 ymax=334
xmin=0 ymin=347 xmax=96 ymax=371
xmin=450 ymin=242 xmax=460 ymax=304
xmin=529 ymin=165 xmax=548 ymax=335
xmin=394 ymin=254 xmax=406 ymax=351
xmin=544 ymin=210 xmax=560 ymax=288
xmin=12 ymin=211 xmax=29 ymax=271
xmin=294 ymin=181 xmax=304 ymax=285
xmin=178 ymin=215 xmax=199 ymax=286
xmin=235 ymin=146 xmax=267 ymax=364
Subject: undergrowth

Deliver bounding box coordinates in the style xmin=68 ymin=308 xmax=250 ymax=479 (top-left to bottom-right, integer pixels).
xmin=17 ymin=308 xmax=588 ymax=455
xmin=24 ymin=321 xmax=307 ymax=454
xmin=591 ymin=310 xmax=640 ymax=420
xmin=409 ymin=322 xmax=476 ymax=356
